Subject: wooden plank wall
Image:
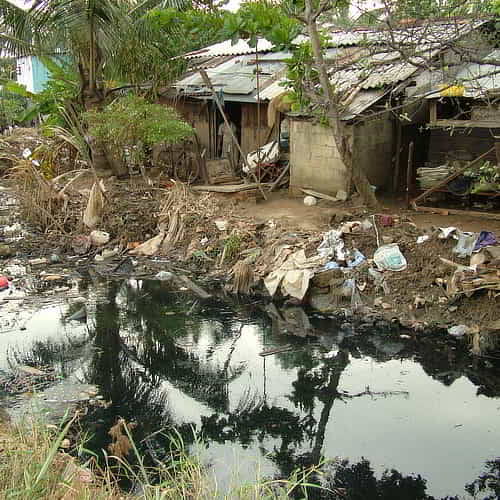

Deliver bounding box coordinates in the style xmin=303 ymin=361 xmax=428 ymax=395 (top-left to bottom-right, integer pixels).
xmin=427 ymin=128 xmax=500 ymax=166
xmin=159 ymin=97 xmax=211 ymax=151
xmin=241 ymin=102 xmax=272 ymax=155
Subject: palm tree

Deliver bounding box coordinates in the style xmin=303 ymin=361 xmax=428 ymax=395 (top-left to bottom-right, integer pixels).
xmin=0 ymin=0 xmax=189 ymax=176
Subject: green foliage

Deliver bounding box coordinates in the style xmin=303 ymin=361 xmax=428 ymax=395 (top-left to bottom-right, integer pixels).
xmin=282 ymin=41 xmax=317 ymax=111
xmin=0 ymin=87 xmax=28 ymax=128
xmin=85 ymin=95 xmax=193 ymax=165
xmin=223 ymin=1 xmax=301 ymax=49
xmin=390 ymin=0 xmax=495 ymax=20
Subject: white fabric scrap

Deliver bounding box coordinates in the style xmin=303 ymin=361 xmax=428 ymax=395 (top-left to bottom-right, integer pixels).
xmin=264 ymin=249 xmax=328 ymax=300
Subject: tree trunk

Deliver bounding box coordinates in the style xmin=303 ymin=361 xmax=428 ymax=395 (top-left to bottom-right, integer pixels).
xmin=79 ymin=65 xmax=129 ymax=179
xmin=304 ymin=0 xmax=378 ymax=209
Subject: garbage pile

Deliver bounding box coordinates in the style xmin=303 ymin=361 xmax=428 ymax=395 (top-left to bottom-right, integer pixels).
xmin=437 ymin=227 xmax=500 ymax=298
xmin=259 ymin=218 xmax=407 ymax=307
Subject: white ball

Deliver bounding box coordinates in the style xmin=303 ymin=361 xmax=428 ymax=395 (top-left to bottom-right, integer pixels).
xmin=303 ymin=195 xmax=317 ymax=206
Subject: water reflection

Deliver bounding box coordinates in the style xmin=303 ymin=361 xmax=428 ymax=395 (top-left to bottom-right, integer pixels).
xmin=2 ymin=278 xmax=499 ymax=499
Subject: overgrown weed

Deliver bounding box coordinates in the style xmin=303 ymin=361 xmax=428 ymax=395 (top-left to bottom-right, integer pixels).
xmin=0 ymin=413 xmax=327 ymax=500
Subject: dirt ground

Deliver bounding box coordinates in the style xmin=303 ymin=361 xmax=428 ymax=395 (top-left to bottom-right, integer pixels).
xmin=2 ymin=170 xmax=500 ymax=353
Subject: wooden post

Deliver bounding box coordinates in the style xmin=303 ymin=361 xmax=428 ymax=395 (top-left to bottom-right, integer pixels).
xmin=199 ymin=69 xmax=267 ymax=200
xmin=392 ymin=120 xmax=402 ymax=193
xmin=429 ymin=100 xmax=437 ymax=124
xmin=406 ymin=141 xmax=414 ymax=209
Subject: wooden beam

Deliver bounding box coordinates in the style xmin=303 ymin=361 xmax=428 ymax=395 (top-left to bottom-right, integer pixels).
xmin=429 ymin=119 xmax=500 ymax=129
xmin=392 ymin=120 xmax=402 ymax=193
xmin=429 ymin=100 xmax=437 ymax=124
xmin=406 ymin=141 xmax=414 ymax=209
xmin=413 ymin=204 xmax=500 ymax=221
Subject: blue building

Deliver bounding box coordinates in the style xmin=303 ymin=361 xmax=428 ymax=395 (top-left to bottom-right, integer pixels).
xmin=16 ymin=56 xmax=50 ymax=93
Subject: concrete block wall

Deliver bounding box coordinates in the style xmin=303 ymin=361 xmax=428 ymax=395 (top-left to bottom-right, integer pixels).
xmin=289 ymin=119 xmax=348 ymax=196
xmin=353 ymin=114 xmax=394 ymax=189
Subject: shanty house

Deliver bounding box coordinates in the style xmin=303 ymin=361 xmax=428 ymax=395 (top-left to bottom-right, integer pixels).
xmin=167 ymin=19 xmax=498 ymax=197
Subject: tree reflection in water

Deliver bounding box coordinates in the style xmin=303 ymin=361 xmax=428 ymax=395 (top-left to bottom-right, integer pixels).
xmin=7 ymin=278 xmax=499 ymax=499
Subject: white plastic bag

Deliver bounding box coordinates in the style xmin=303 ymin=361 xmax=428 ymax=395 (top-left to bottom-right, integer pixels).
xmin=373 ymin=244 xmax=407 ymax=272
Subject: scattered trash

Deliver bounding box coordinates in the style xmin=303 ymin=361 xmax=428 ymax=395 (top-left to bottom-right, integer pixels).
xmin=379 ymin=215 xmax=394 ymax=227
xmin=448 ymin=325 xmax=469 ymax=337
xmin=214 ymin=219 xmax=229 ymax=231
xmin=453 ymin=231 xmax=478 ymax=258
xmin=438 ymin=227 xmax=457 ymax=239
xmin=3 ymin=223 xmax=22 ymax=237
xmin=50 ymin=254 xmax=61 ymax=264
xmin=155 ymin=271 xmax=174 ymax=281
xmin=473 ymin=231 xmax=497 ymax=251
xmin=303 ymin=195 xmax=317 ymax=206
xmin=318 ymin=229 xmax=346 ymax=261
xmin=264 ymin=248 xmax=328 ymax=300
xmin=3 ymin=264 xmax=25 ymax=277
xmin=90 ymin=230 xmax=110 ymax=246
xmin=0 ymin=276 xmax=9 ymax=290
xmin=22 ymin=148 xmax=32 ymax=159
xmin=29 ymin=257 xmax=48 ymax=265
xmin=361 ymin=218 xmax=373 ymax=231
xmin=373 ymin=244 xmax=407 ymax=272
xmin=129 ymin=231 xmax=165 ymax=256
xmin=470 ymin=252 xmax=486 ymax=268
xmin=417 ymin=235 xmax=430 ymax=244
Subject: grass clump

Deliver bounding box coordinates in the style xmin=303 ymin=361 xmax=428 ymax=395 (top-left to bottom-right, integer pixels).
xmin=0 ymin=413 xmax=120 ymax=500
xmin=0 ymin=413 xmax=326 ymax=500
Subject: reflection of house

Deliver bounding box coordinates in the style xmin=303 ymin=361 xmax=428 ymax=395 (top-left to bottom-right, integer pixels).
xmin=16 ymin=56 xmax=50 ymax=93
xmin=168 ymin=19 xmax=498 ymax=197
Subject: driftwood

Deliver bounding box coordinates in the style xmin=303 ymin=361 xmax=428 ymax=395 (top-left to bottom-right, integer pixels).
xmin=175 ymin=274 xmax=211 ymax=299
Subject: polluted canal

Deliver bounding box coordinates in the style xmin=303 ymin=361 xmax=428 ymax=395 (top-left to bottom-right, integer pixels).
xmin=0 ymin=277 xmax=499 ymax=499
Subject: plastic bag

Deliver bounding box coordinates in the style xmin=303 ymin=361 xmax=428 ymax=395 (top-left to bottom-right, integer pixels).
xmin=373 ymin=244 xmax=407 ymax=272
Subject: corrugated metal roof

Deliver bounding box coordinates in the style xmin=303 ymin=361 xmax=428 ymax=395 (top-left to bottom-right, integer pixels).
xmin=411 ymin=49 xmax=500 ymax=98
xmin=180 ymin=19 xmax=486 ymax=60
xmin=342 ymin=89 xmax=386 ymax=120
xmin=174 ymin=54 xmax=287 ymax=97
xmin=182 ymin=38 xmax=274 ymax=59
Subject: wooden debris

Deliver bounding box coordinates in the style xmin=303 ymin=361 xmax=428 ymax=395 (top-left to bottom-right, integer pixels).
xmin=175 ymin=274 xmax=211 ymax=299
xmin=259 ymin=345 xmax=294 ymax=357
xmin=300 ymin=188 xmax=338 ymax=202
xmin=191 ymin=183 xmax=270 ymax=193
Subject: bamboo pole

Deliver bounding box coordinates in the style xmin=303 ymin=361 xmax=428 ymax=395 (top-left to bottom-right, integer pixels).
xmin=199 ymin=70 xmax=267 ymax=200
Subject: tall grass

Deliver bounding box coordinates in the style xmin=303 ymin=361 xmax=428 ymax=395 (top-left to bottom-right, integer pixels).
xmin=0 ymin=413 xmax=327 ymax=500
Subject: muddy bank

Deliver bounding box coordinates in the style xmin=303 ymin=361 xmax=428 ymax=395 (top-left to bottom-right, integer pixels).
xmin=1 ymin=171 xmax=499 ymax=356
